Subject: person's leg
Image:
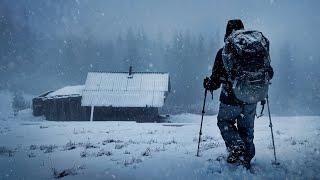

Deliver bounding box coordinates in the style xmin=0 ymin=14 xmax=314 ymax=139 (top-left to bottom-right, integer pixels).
xmin=217 ymin=103 xmax=244 ymax=152
xmin=237 ymin=103 xmax=257 ymax=164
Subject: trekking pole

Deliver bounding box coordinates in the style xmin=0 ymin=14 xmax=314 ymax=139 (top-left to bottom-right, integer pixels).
xmin=196 ymin=89 xmax=208 ymax=157
xmin=266 ymin=95 xmax=280 ymax=165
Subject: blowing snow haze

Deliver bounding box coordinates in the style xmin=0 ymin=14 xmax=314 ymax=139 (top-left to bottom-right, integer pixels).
xmin=1 ymin=0 xmax=320 ymax=115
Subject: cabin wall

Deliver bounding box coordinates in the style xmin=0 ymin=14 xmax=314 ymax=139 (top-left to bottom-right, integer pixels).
xmin=32 ymin=91 xmax=54 ymax=116
xmin=32 ymin=98 xmax=44 ymax=116
xmin=32 ymin=96 xmax=159 ymax=122
xmin=42 ymin=96 xmax=90 ymax=121
xmin=93 ymin=107 xmax=159 ymax=122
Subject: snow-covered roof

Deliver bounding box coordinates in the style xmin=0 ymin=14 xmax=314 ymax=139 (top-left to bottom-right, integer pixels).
xmin=46 ymin=85 xmax=84 ymax=98
xmin=81 ymin=72 xmax=170 ymax=107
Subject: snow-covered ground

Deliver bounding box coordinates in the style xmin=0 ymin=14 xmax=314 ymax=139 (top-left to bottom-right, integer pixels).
xmin=0 ymin=110 xmax=319 ymax=180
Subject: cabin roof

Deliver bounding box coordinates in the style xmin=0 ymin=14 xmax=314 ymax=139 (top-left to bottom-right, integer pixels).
xmin=81 ymin=72 xmax=170 ymax=107
xmin=46 ymin=85 xmax=84 ymax=98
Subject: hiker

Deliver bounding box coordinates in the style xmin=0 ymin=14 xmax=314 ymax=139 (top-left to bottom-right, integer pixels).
xmin=203 ymin=19 xmax=274 ymax=169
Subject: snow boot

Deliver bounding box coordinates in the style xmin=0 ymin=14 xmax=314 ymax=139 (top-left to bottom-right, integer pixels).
xmin=239 ymin=156 xmax=252 ymax=170
xmin=227 ymin=153 xmax=239 ymax=163
xmin=242 ymin=159 xmax=251 ymax=169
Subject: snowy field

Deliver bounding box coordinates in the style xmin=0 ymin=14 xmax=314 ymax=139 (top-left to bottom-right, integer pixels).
xmin=0 ymin=110 xmax=320 ymax=180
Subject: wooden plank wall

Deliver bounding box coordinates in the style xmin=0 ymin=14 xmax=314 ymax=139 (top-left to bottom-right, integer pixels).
xmin=33 ymin=96 xmax=160 ymax=122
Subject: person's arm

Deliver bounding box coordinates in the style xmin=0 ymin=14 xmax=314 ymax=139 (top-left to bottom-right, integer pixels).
xmin=204 ymin=49 xmax=224 ymax=91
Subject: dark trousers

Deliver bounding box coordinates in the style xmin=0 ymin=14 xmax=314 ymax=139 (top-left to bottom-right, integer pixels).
xmin=217 ymin=103 xmax=257 ymax=161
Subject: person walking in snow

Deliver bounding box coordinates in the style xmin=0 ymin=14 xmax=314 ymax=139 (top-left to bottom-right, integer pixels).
xmin=203 ymin=19 xmax=274 ymax=169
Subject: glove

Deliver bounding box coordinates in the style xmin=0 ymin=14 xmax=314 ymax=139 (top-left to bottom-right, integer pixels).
xmin=203 ymin=77 xmax=220 ymax=91
xmin=203 ymin=77 xmax=210 ymax=89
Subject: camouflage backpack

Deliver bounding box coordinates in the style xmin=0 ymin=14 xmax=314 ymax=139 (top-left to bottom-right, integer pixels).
xmin=222 ymin=30 xmax=271 ymax=104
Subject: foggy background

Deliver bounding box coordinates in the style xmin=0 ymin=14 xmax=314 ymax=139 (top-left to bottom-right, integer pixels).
xmin=1 ymin=0 xmax=319 ymax=115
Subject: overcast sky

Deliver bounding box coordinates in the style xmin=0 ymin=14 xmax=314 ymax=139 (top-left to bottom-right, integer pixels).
xmin=3 ymin=0 xmax=320 ymax=48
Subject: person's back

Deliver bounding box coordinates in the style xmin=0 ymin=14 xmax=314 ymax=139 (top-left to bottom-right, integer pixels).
xmin=203 ymin=19 xmax=274 ymax=169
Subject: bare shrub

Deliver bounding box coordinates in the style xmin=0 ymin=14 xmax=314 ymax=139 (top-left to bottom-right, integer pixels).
xmin=141 ymin=148 xmax=151 ymax=156
xmin=124 ymin=157 xmax=142 ymax=167
xmin=0 ymin=146 xmax=15 ymax=157
xmin=39 ymin=145 xmax=57 ymax=153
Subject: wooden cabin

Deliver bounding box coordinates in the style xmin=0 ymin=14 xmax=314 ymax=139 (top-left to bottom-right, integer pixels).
xmin=32 ymin=69 xmax=170 ymax=122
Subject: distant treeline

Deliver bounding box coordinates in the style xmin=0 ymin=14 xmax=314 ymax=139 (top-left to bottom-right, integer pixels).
xmin=0 ymin=14 xmax=319 ymax=115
